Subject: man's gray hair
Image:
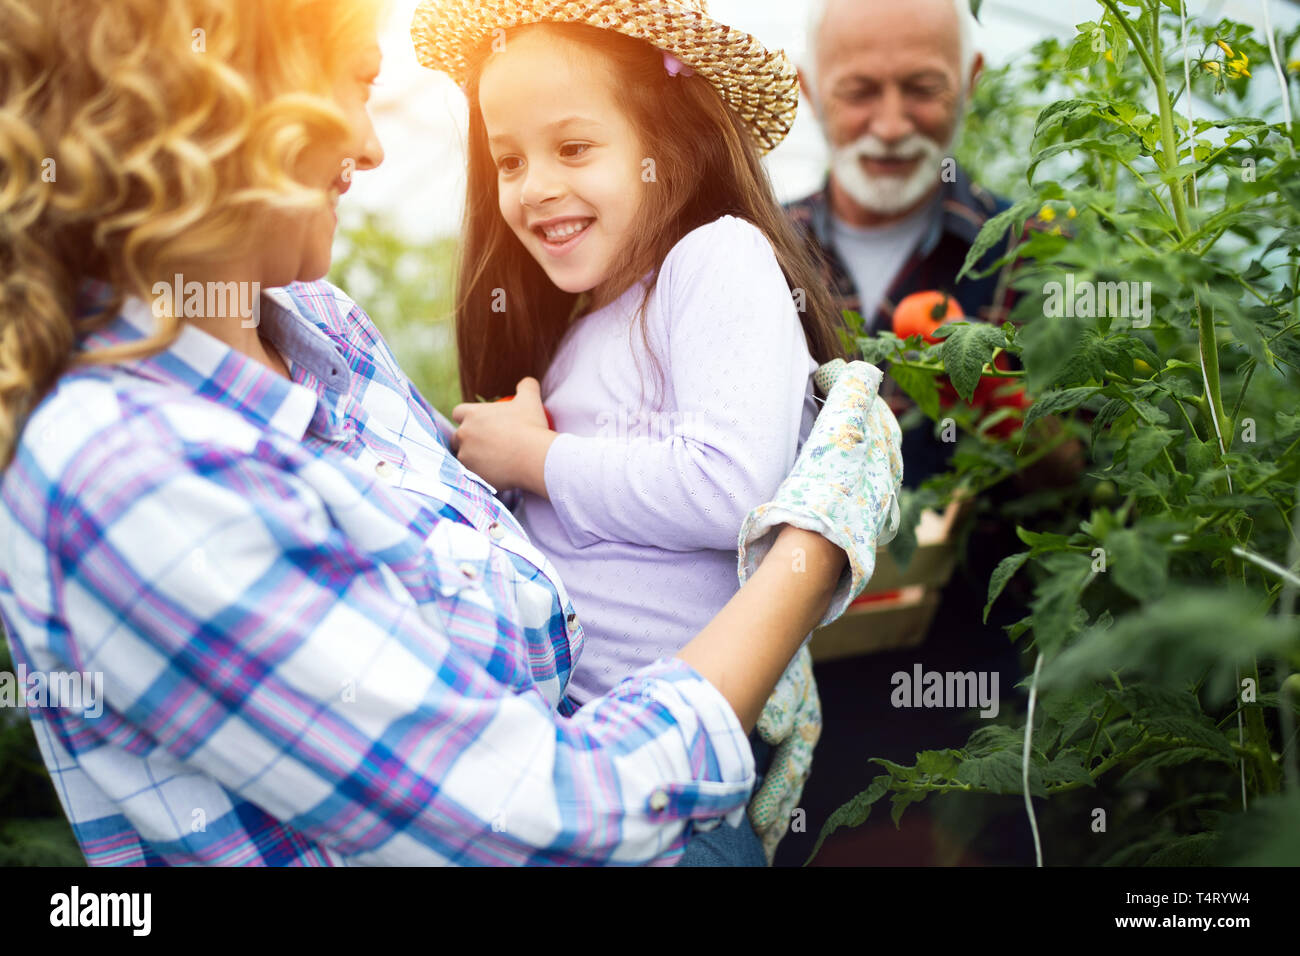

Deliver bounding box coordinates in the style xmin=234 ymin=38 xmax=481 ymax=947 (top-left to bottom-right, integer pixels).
xmin=803 ymin=0 xmax=978 ymax=91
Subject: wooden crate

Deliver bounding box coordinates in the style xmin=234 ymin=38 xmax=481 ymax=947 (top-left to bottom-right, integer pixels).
xmin=810 ymin=497 xmax=971 ymax=662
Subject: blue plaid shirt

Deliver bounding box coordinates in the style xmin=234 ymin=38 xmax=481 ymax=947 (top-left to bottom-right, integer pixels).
xmin=0 ymin=280 xmax=754 ymax=865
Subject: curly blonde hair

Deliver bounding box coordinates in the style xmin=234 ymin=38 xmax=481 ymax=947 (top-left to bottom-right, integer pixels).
xmin=0 ymin=0 xmax=385 ymax=464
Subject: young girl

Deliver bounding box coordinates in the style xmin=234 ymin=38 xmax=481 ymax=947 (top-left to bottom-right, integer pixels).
xmin=413 ymin=1 xmax=848 ymax=859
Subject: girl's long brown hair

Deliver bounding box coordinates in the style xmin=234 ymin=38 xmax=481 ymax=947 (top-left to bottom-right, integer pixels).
xmin=455 ymin=22 xmax=843 ymax=404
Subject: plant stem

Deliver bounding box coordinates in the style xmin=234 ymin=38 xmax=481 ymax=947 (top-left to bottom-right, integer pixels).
xmin=1141 ymin=1 xmax=1232 ymax=472
xmin=1195 ymin=298 xmax=1232 ymax=452
xmin=1145 ymin=3 xmax=1192 ymax=239
xmin=1086 ymin=698 xmax=1116 ymax=765
xmin=1229 ymin=361 xmax=1256 ymax=424
xmin=1101 ymin=0 xmax=1163 ymax=102
xmin=1276 ymin=483 xmax=1300 ymax=793
xmin=1242 ymin=658 xmax=1283 ymax=794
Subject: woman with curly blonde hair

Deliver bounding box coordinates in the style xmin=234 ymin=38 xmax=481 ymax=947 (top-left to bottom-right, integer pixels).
xmin=0 ymin=0 xmax=901 ymax=866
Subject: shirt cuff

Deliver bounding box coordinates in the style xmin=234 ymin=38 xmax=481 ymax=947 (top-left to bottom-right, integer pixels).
xmin=607 ymin=657 xmax=756 ymax=832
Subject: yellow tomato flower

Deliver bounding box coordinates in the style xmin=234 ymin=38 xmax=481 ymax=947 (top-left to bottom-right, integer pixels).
xmin=1039 ymin=204 xmax=1057 ymax=223
xmin=1202 ymin=60 xmax=1222 ymax=75
xmin=1067 ymin=206 xmax=1078 ymax=219
xmin=1288 ymin=59 xmax=1300 ymax=74
xmin=1215 ymin=39 xmax=1235 ymax=58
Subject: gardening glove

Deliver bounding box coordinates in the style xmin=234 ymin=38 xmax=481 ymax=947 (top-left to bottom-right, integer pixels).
xmin=748 ymin=644 xmax=821 ymax=863
xmin=737 ymin=359 xmax=904 ymax=629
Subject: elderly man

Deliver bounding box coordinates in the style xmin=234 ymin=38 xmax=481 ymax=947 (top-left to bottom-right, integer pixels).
xmin=778 ymin=0 xmax=1035 ymax=867
xmin=790 ymin=0 xmax=1016 ymax=482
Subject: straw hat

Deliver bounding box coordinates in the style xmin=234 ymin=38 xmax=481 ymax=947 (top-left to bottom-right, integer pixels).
xmin=410 ymin=0 xmax=799 ymax=154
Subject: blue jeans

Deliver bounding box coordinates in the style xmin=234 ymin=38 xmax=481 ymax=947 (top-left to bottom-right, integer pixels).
xmin=677 ymin=732 xmax=772 ymax=867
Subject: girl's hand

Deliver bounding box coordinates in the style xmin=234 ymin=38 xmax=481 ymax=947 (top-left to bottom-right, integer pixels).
xmin=450 ymin=377 xmax=557 ymax=496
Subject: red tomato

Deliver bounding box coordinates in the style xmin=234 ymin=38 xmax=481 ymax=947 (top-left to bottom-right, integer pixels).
xmin=892 ymin=291 xmax=964 ymax=344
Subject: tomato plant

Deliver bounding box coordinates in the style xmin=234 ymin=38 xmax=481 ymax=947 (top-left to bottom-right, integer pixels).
xmin=816 ymin=0 xmax=1300 ymax=865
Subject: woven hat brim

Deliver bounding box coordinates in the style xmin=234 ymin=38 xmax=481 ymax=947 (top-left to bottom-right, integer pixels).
xmin=410 ymin=0 xmax=799 ymax=154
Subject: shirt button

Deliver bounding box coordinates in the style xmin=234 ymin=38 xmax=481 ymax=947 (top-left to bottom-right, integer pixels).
xmin=565 ymin=612 xmax=578 ymax=632
xmin=649 ymin=790 xmax=669 ymax=812
xmin=375 ymin=460 xmax=396 ymax=479
xmin=459 ymin=562 xmax=479 ymax=581
xmin=487 ymin=522 xmax=506 ymax=541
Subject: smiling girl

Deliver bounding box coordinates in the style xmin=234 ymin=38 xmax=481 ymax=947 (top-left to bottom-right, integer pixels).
xmin=415 ymin=2 xmax=843 ymax=692
xmin=413 ymin=1 xmax=853 ymax=861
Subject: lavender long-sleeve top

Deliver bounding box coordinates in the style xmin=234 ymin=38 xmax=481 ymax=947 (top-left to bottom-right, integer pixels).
xmin=516 ymin=216 xmax=819 ymax=704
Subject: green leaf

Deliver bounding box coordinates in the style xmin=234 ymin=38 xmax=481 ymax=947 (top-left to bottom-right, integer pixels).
xmin=941 ymin=322 xmax=1005 ymax=401
xmin=1064 ymin=25 xmax=1104 ymax=71
xmin=1015 ymin=527 xmax=1076 ymax=554
xmin=1123 ymin=425 xmax=1177 ymax=472
xmin=1043 ymin=751 xmax=1095 ymax=788
xmin=1103 ymin=527 xmax=1169 ymax=602
xmin=856 ymin=334 xmax=902 ymax=366
xmin=1018 ymin=317 xmax=1088 ymax=394
xmin=1029 ymin=551 xmax=1095 ymax=654
xmin=954 ymin=749 xmax=1042 ymax=796
xmin=1217 ymin=793 xmax=1300 ymax=865
xmin=915 ymin=749 xmax=961 ymax=779
xmin=1040 ymin=591 xmax=1297 ymax=703
xmin=806 ymin=774 xmax=891 ymax=864
xmin=1091 ymin=397 xmax=1130 ymax=444
xmin=1024 ymin=387 xmax=1101 ymax=428
xmin=1040 ymin=686 xmax=1107 ymax=747
xmin=966 ymin=724 xmax=1027 ymax=755
xmin=1033 ymin=98 xmax=1104 ymax=139
xmin=1118 ymin=746 xmax=1234 ymax=785
xmin=1271 ymin=332 xmax=1300 ymax=373
xmin=955 ymin=197 xmax=1038 ymax=284
xmin=890 ymin=789 xmax=928 ymax=828
xmin=1131 ymin=713 xmax=1235 ymax=760
xmin=886 ymin=487 xmax=940 ymax=571
xmin=1146 ymin=832 xmax=1220 ymax=866
xmin=1185 ymin=438 xmax=1219 ymax=481
xmin=889 ymin=362 xmax=940 ymax=420
xmin=985 ymin=551 xmax=1031 ymax=623
xmin=1112 ymin=686 xmax=1235 ymax=757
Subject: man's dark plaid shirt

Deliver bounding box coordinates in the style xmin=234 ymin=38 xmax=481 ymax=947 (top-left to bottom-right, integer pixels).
xmin=786 ymin=165 xmax=1019 ymax=485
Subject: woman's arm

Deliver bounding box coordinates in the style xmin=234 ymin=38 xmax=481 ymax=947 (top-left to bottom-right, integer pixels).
xmin=37 ymin=414 xmax=834 ymax=864
xmin=678 ymin=525 xmax=844 ymax=730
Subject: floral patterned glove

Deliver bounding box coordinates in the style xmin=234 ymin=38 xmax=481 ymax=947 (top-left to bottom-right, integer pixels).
xmin=748 ymin=644 xmax=821 ymax=863
xmin=737 ymin=359 xmax=904 ymax=629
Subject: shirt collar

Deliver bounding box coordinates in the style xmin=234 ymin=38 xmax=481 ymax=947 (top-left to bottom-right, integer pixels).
xmin=75 ymin=279 xmax=354 ymax=442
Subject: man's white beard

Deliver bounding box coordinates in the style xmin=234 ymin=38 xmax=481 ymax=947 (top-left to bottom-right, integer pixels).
xmin=829 ymin=125 xmax=959 ymax=218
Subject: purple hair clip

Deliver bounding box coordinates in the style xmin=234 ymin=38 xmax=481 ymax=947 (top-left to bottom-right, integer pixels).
xmin=663 ymin=52 xmax=695 ymax=77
